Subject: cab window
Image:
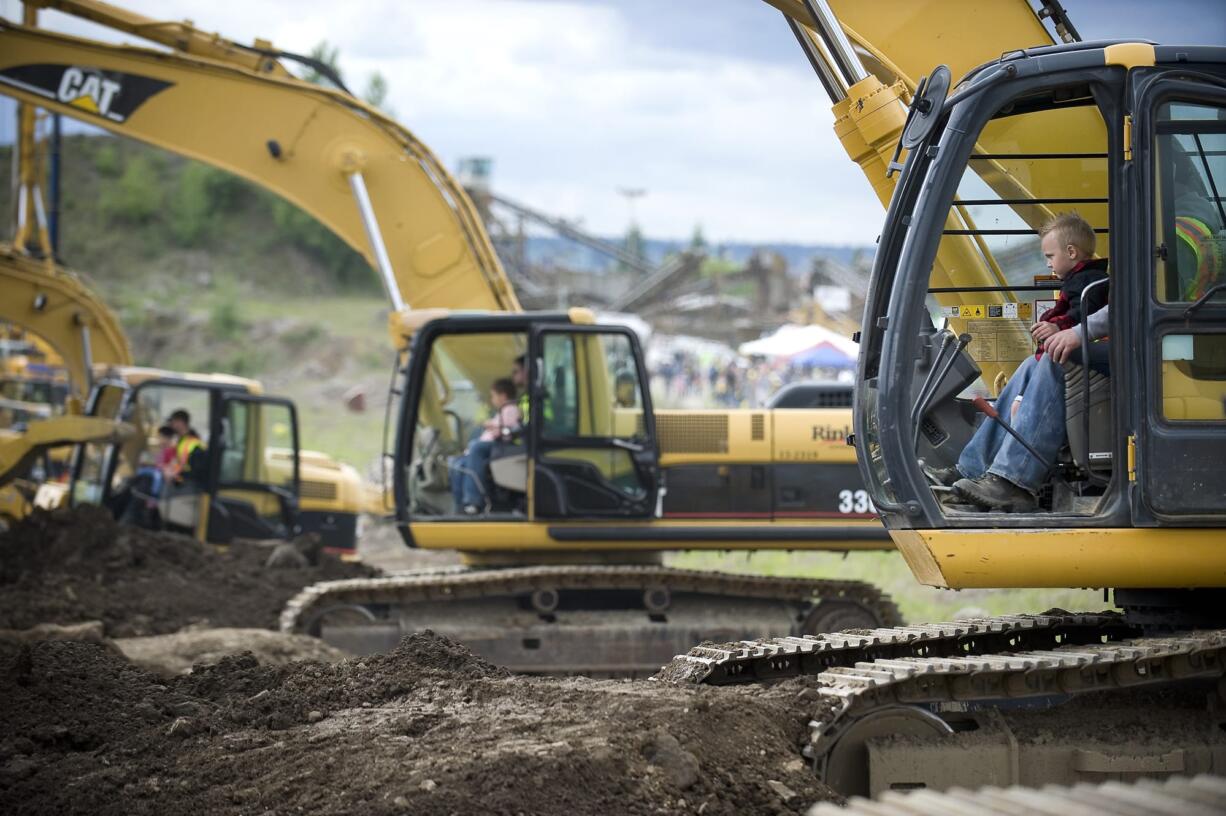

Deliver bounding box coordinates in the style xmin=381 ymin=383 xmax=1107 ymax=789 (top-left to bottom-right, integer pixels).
xmin=405 ymin=331 xmax=527 ymax=518
xmin=1153 ymin=100 xmax=1226 ymax=303
xmin=540 ymin=331 xmax=645 ymax=441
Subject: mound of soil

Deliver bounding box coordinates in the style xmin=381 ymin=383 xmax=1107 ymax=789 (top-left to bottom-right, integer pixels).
xmin=0 ymin=505 xmax=376 ymax=636
xmin=115 ymin=629 xmax=350 ymax=676
xmin=0 ymin=633 xmax=837 ymax=815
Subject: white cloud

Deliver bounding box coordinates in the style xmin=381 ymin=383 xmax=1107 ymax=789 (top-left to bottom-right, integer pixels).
xmin=17 ymin=0 xmax=885 ymax=244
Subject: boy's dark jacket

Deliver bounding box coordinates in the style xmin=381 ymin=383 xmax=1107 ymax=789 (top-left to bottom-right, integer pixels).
xmin=1040 ymin=257 xmax=1109 ymax=330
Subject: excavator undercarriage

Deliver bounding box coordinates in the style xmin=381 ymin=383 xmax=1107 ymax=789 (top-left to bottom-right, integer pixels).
xmin=659 ymin=612 xmax=1226 ymax=797
xmin=283 ymin=561 xmax=902 ymax=677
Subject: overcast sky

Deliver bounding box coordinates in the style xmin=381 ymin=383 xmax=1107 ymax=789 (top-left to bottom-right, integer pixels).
xmin=1 ymin=0 xmax=1223 ymax=245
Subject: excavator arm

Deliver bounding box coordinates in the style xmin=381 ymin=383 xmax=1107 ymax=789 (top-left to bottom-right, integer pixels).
xmin=768 ymin=0 xmax=1107 ymax=380
xmin=0 ymin=416 xmax=131 ymax=490
xmin=0 ymin=10 xmax=520 ymax=336
xmin=24 ymin=0 xmax=300 ymax=80
xmin=0 ymin=243 xmax=132 ymax=399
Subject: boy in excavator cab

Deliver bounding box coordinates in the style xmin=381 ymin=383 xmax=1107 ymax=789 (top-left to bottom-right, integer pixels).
xmin=924 ymin=213 xmax=1110 ymax=512
xmin=449 ymin=377 xmax=522 ymax=514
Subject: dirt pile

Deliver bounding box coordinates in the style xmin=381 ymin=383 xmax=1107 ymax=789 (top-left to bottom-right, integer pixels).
xmin=0 ymin=633 xmax=837 ymax=815
xmin=0 ymin=505 xmax=376 ymax=636
xmin=114 ymin=628 xmax=350 ymax=676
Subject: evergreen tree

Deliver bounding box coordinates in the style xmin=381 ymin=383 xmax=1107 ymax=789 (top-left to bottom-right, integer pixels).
xmin=688 ymin=224 xmax=707 ymax=253
xmin=621 ymin=223 xmax=646 ymax=274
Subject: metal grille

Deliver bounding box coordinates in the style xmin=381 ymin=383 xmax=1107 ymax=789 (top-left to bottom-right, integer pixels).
xmin=656 ymin=414 xmax=729 ymax=454
xmin=299 ymin=479 xmax=338 ymax=501
xmin=814 ymin=391 xmax=853 ymax=408
xmin=751 ymin=414 xmax=765 ymax=440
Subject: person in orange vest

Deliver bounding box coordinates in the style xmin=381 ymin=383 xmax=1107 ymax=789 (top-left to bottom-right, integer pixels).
xmin=1176 ymin=214 xmax=1225 ymax=301
xmin=162 ymin=408 xmax=206 ymax=488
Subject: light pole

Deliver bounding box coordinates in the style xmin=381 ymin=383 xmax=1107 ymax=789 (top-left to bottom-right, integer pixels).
xmin=616 ymin=187 xmax=647 ymax=272
xmin=617 ymin=187 xmax=646 ymax=226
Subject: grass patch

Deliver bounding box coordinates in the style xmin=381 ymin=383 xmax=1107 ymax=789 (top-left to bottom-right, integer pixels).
xmin=666 ymin=549 xmax=1112 ymax=625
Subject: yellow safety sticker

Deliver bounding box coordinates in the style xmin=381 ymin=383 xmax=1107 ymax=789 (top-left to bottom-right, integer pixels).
xmin=945 ymin=303 xmax=1032 ymax=320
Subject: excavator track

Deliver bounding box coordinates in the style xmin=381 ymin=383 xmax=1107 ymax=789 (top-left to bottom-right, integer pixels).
xmin=281 ymin=565 xmax=903 ymax=677
xmin=810 ymin=774 xmax=1226 ymax=816
xmin=658 ymin=615 xmax=1226 ymax=796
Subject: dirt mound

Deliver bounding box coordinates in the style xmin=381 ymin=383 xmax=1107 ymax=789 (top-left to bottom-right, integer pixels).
xmin=0 ymin=634 xmax=836 ymax=815
xmin=0 ymin=505 xmax=376 ymax=636
xmin=115 ymin=628 xmax=350 ymax=676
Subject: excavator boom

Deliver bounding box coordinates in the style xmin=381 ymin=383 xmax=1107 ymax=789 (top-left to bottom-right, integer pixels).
xmin=0 ymin=243 xmax=132 ymax=398
xmin=0 ymin=15 xmax=519 ymax=321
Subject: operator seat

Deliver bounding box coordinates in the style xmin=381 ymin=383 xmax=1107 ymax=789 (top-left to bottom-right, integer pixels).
xmin=1062 ymin=361 xmax=1112 ymax=474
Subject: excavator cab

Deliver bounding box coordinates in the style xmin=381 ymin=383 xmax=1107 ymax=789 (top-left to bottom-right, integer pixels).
xmin=854 ymin=42 xmax=1226 ymax=592
xmin=71 ymin=374 xmax=301 ymax=543
xmin=394 ymin=312 xmax=662 ymax=546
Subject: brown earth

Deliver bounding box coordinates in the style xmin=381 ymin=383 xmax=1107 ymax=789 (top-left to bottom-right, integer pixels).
xmin=0 ymin=634 xmax=837 ymax=815
xmin=0 ymin=505 xmax=377 ymax=636
xmin=114 ymin=628 xmax=350 ymax=676
xmin=0 ymin=506 xmax=838 ymax=814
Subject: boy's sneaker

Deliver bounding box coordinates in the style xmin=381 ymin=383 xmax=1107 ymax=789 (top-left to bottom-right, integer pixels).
xmin=920 ymin=459 xmax=961 ymax=487
xmin=952 ymin=473 xmax=1037 ymax=512
xmin=462 ymin=504 xmax=480 ymax=515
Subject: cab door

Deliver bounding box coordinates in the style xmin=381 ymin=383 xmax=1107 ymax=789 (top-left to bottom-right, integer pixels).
xmin=529 ymin=326 xmax=661 ymax=518
xmin=208 ymin=394 xmax=300 ymax=542
xmin=1137 ymin=81 xmax=1226 ymax=521
xmin=69 ymin=379 xmax=131 ymax=508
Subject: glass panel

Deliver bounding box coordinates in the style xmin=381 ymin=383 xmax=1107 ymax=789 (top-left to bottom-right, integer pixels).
xmin=1161 ymin=333 xmax=1226 ymax=421
xmin=215 ymin=399 xmax=296 ymax=529
xmin=406 ymin=332 xmax=527 ymax=518
xmin=535 ymin=330 xmax=653 ymax=517
xmin=219 ymin=400 xmax=250 ymax=484
xmin=71 ymin=383 xmax=128 ymax=506
xmin=931 ymin=99 xmax=1109 ymax=391
xmin=1153 ymin=101 xmax=1226 ymax=302
xmin=544 ymin=447 xmax=646 ymax=503
xmin=117 ymin=384 xmax=212 ymax=494
xmin=542 ymin=331 xmax=646 ymax=441
xmin=541 ymin=333 xmax=578 ymax=436
xmin=260 ymin=403 xmax=296 ymax=488
xmin=885 ymin=89 xmax=1114 ymax=517
xmin=217 ymin=400 xmax=295 ymax=487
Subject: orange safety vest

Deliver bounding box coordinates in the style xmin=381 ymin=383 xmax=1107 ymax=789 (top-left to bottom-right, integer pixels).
xmin=1176 ymin=215 xmax=1225 ymax=301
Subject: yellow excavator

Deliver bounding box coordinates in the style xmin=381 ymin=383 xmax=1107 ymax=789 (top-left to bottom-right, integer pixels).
xmin=0 ymin=19 xmax=372 ymax=548
xmin=657 ymin=0 xmax=1226 ymax=801
xmin=0 ymin=0 xmax=920 ymax=674
xmin=0 ymin=242 xmax=374 ymax=547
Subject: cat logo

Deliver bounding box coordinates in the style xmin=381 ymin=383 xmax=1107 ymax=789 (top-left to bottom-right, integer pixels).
xmin=0 ymin=63 xmax=173 ymax=124
xmin=56 ymin=67 xmax=122 ymax=118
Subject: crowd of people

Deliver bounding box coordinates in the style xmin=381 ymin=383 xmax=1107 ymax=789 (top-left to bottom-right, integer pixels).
xmin=648 ymin=354 xmax=850 ymax=409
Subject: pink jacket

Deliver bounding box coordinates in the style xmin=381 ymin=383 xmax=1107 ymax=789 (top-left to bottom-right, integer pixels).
xmin=480 ymin=402 xmax=522 ymax=441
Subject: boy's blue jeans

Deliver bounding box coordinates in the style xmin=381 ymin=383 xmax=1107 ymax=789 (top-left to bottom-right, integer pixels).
xmin=956 ymin=354 xmax=1066 ymax=494
xmin=449 ymin=440 xmax=495 ymax=509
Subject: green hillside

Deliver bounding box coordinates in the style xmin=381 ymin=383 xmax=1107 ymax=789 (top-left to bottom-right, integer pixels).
xmin=2 ymin=134 xmax=393 ymax=470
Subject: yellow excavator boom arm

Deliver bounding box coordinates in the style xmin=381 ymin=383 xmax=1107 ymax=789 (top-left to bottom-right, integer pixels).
xmin=0 ymin=14 xmax=519 ymax=327
xmin=0 ymin=243 xmax=132 ymax=399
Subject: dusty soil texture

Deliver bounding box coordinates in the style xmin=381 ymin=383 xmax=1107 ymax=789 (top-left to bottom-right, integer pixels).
xmin=0 ymin=505 xmax=377 ymax=636
xmin=115 ymin=628 xmax=350 ymax=676
xmin=0 ymin=634 xmax=837 ymax=815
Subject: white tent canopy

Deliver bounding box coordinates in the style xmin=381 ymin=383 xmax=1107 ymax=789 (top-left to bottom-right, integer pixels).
xmin=737 ymin=323 xmax=858 ymax=360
